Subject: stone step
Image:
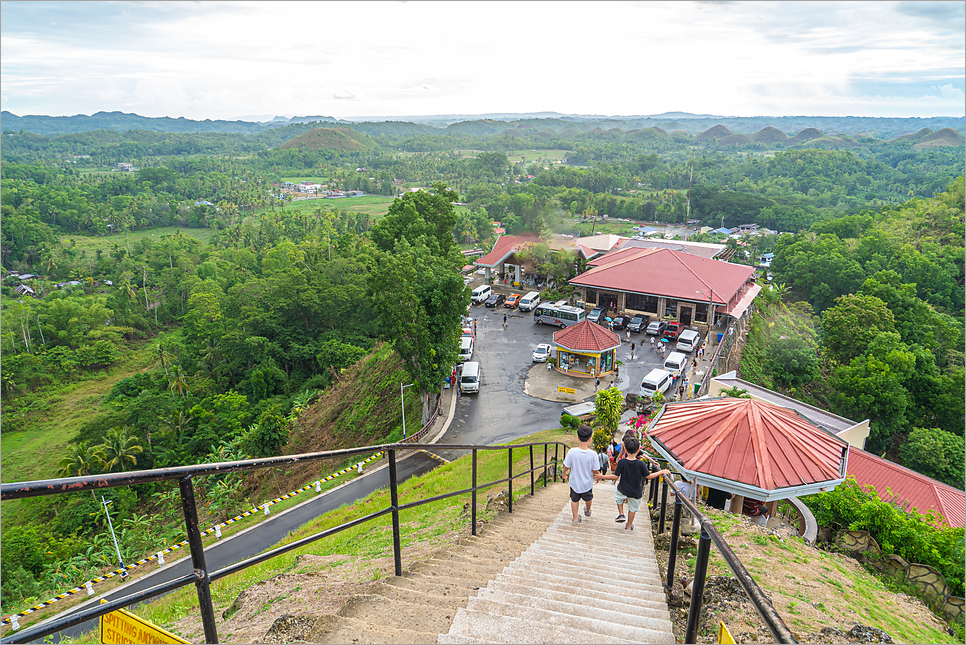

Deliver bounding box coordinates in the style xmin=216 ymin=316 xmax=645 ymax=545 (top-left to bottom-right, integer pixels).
xmin=338 ymin=593 xmax=456 ymax=635
xmin=448 ymin=607 xmax=637 ymax=645
xmin=436 ymin=633 xmax=490 ymax=644
xmin=306 ymin=614 xmax=437 ymax=645
xmin=543 ymin=526 xmax=656 ymax=548
xmin=383 ymin=574 xmax=482 ymax=598
xmin=536 ymin=534 xmax=656 ymax=556
xmin=386 ymin=572 xmax=482 ymax=591
xmin=484 ymin=579 xmax=669 ymax=614
xmin=514 ymin=550 xmax=661 ymax=577
xmin=369 ymin=580 xmax=470 ymax=611
xmin=411 ymin=559 xmax=507 ymax=582
xmin=525 ymin=541 xmax=659 ymax=567
xmin=463 ymin=596 xmax=674 ymax=643
xmin=477 ymin=586 xmax=672 ymax=625
xmin=496 ymin=567 xmax=667 ymax=599
xmin=549 ymin=515 xmax=656 ymax=536
xmin=505 ymin=559 xmax=665 ymax=591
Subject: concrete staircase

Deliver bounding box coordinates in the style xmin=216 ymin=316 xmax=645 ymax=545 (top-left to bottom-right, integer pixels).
xmin=305 ymin=482 xmax=673 ymax=644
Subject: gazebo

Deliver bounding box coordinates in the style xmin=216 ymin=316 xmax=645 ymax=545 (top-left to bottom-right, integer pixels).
xmin=645 ymin=397 xmax=849 ymax=516
xmin=552 ymin=320 xmax=621 ymax=378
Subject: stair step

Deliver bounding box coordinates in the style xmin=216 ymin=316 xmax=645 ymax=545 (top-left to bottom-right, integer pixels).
xmin=505 ymin=558 xmax=664 ymax=589
xmin=463 ymin=597 xmax=674 ymax=643
xmin=436 ymin=633 xmax=491 ymax=644
xmin=542 ymin=528 xmax=655 ymax=549
xmin=485 ymin=579 xmax=669 ymax=614
xmin=448 ymin=607 xmax=637 ymax=644
xmin=339 ymin=593 xmax=456 ymax=634
xmin=369 ymin=580 xmax=470 ymax=610
xmin=514 ymin=550 xmax=661 ymax=577
xmin=383 ymin=574 xmax=482 ymax=598
xmin=387 ymin=572 xmax=482 ymax=591
xmin=306 ymin=614 xmax=437 ymax=644
xmin=477 ymin=587 xmax=672 ymax=625
xmin=496 ymin=568 xmax=666 ymax=598
xmin=411 ymin=559 xmax=507 ymax=581
xmin=525 ymin=541 xmax=659 ymax=567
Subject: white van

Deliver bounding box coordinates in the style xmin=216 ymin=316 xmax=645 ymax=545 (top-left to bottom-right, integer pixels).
xmin=640 ymin=369 xmax=674 ymax=398
xmin=458 ymin=336 xmax=474 ymax=362
xmin=518 ymin=292 xmax=541 ymax=311
xmin=676 ymin=330 xmax=702 ymax=353
xmin=664 ymin=351 xmax=688 ymax=378
xmin=460 ymin=361 xmax=481 ymax=393
xmin=471 ymin=285 xmax=492 ymax=304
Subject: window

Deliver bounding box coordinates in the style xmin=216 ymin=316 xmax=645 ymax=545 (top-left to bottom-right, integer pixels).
xmin=665 ymin=299 xmax=678 ymax=318
xmin=695 ymin=302 xmax=708 ymax=324
xmin=627 ymin=293 xmax=658 ymax=313
xmin=586 ymin=289 xmax=597 ymax=305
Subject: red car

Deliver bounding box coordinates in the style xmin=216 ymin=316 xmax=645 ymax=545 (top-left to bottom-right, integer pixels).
xmin=663 ymin=322 xmax=683 ymax=340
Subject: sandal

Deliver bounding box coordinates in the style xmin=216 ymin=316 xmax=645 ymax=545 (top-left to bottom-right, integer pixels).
xmin=572 ymin=516 xmax=581 ymax=524
xmin=584 ymin=508 xmax=592 ymax=517
xmin=626 ymin=525 xmax=634 ymax=531
xmin=615 ymin=515 xmax=626 ymax=523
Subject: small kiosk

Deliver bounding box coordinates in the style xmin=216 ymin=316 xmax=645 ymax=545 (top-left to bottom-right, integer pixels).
xmin=552 ymin=320 xmax=621 ymax=378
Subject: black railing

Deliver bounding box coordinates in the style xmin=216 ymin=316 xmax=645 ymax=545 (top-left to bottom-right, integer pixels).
xmin=0 ymin=441 xmax=568 ymax=644
xmin=648 ymin=470 xmax=797 ymax=644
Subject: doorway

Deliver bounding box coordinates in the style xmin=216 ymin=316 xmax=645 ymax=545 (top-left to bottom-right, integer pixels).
xmin=681 ymin=307 xmax=692 ymax=326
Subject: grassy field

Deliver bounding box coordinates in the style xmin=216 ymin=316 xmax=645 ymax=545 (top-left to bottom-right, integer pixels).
xmin=277 ymin=194 xmax=396 ymax=219
xmin=505 ymin=149 xmax=569 ymax=164
xmin=64 ymin=227 xmax=215 ymax=256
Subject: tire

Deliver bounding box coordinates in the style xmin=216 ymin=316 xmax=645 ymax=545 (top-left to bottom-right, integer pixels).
xmin=536 ymin=319 xmax=543 ymax=325
xmin=560 ymin=323 xmax=566 ymax=329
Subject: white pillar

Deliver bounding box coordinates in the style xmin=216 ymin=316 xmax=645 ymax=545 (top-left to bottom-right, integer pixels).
xmin=514 ymin=265 xmax=521 ymax=285
xmin=484 ymin=267 xmax=491 ymax=282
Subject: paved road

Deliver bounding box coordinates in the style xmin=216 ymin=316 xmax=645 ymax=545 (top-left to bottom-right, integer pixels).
xmin=35 ymin=451 xmax=442 ymax=643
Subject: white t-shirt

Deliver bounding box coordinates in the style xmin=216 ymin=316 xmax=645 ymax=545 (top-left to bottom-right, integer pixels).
xmin=563 ymin=447 xmax=599 ymax=494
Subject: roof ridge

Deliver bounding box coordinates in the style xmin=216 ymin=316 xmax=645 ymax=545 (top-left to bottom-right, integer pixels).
xmin=666 ymin=250 xmax=715 ymax=301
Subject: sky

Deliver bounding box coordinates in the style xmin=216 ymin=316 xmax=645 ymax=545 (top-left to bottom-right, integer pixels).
xmin=1 ymin=1 xmax=963 ymax=121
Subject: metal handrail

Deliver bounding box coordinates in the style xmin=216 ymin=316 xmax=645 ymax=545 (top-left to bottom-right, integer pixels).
xmin=1 ymin=441 xmax=568 ymax=644
xmin=655 ymin=475 xmax=798 ymax=644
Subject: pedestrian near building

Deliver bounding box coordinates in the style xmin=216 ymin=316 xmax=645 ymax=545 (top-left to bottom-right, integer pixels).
xmin=630 ymin=342 xmax=636 ymax=360
xmin=650 ymin=337 xmax=655 ymax=350
xmin=503 ymin=313 xmax=508 ymax=328
xmin=626 ymin=329 xmax=631 ymax=342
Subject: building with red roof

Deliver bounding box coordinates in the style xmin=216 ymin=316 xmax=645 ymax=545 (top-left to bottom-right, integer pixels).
xmin=551 ymin=320 xmax=621 ymax=377
xmin=569 ymin=247 xmax=758 ymax=329
xmin=473 ymin=233 xmax=542 ymax=285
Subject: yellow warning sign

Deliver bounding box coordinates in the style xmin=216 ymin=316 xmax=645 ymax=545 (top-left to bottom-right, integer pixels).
xmin=557 ymin=386 xmax=575 ymax=395
xmin=718 ymin=620 xmax=736 ymax=644
xmin=100 ymin=607 xmax=189 ymax=644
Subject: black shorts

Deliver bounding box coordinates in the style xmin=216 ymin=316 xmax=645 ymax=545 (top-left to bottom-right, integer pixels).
xmin=570 ymin=488 xmax=594 ymax=503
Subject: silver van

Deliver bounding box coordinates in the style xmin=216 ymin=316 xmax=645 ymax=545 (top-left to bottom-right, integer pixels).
xmin=518 ymin=291 xmax=541 ymax=311
xmin=458 ymin=336 xmax=474 ymax=362
xmin=460 ymin=362 xmax=480 ymax=393
xmin=471 ymin=285 xmax=492 ymax=304
xmin=640 ymin=369 xmax=674 ymax=398
xmin=664 ymin=351 xmax=688 ymax=377
xmin=676 ymin=330 xmax=702 ymax=353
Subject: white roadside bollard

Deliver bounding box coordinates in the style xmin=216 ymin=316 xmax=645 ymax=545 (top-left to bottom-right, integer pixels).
xmin=85 ymin=581 xmax=94 ymax=596
xmin=215 ymin=525 xmax=222 ymax=539
xmin=157 ymin=551 xmax=165 ymax=567
xmin=356 ymin=463 xmax=363 ymax=474
xmin=314 ymin=481 xmax=322 ymax=492
xmin=11 ymin=615 xmax=20 ymax=631
xmin=263 ymin=503 xmax=270 ymax=516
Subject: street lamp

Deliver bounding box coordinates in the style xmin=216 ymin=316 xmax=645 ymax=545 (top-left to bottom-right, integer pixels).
xmin=400 ymin=382 xmax=415 ymax=439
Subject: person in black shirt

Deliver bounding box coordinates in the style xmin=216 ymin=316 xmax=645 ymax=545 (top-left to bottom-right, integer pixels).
xmin=596 ymin=437 xmax=670 ymax=531
xmin=706 ymin=487 xmax=732 ymax=510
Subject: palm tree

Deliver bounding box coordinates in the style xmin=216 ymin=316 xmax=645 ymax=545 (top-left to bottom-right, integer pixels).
xmin=101 ymin=428 xmax=144 ymax=472
xmin=57 ymin=442 xmax=106 ymax=478
xmin=154 ymin=339 xmax=176 ymax=376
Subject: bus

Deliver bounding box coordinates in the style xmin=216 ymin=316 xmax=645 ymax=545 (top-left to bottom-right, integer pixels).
xmin=533 ymin=302 xmax=586 ymax=328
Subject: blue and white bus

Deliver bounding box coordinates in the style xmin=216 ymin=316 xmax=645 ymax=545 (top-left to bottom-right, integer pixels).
xmin=533 ymin=302 xmax=586 ymax=328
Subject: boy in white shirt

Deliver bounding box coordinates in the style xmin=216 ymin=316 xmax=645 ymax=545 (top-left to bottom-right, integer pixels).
xmin=561 ymin=425 xmax=600 ymax=523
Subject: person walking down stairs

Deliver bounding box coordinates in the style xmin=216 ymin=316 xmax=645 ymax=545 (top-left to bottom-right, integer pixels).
xmin=561 ymin=425 xmax=600 ymax=523
xmin=596 ymin=436 xmax=671 ymax=531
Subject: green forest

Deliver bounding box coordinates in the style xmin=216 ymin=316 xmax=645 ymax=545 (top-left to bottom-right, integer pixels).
xmin=1 ymin=117 xmax=963 ymax=616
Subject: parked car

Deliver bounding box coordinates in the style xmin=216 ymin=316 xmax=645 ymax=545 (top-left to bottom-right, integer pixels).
xmin=611 ymin=316 xmax=629 ymax=330
xmin=646 ymin=320 xmax=668 ymax=336
xmin=532 ymin=343 xmax=552 ymax=363
xmin=505 ymin=293 xmax=522 ymax=308
xmin=462 ymin=326 xmax=474 ymax=339
xmin=470 ymin=285 xmax=492 ymax=304
xmin=587 ymin=307 xmax=605 ymax=324
xmin=627 ymin=314 xmax=650 ymax=333
xmin=663 ymin=322 xmax=683 ymax=340
xmin=485 ymin=293 xmax=506 ymax=307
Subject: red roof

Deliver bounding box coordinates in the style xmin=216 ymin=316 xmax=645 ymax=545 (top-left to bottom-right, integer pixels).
xmin=474 ymin=233 xmax=540 ymax=268
xmin=846 ymin=448 xmax=965 ymax=528
xmin=648 ymin=398 xmax=848 ymax=493
xmin=553 ymin=320 xmax=621 ymax=352
xmin=572 ymin=247 xmax=755 ymax=305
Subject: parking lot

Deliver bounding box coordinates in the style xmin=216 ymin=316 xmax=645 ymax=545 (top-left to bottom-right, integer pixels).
xmin=443 ymin=286 xmax=708 ymax=447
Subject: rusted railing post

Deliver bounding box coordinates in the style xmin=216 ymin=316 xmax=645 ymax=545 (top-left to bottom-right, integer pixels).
xmin=666 ymin=496 xmax=683 ymax=590
xmin=388 ymin=448 xmax=402 ymax=576
xmin=543 ymin=444 xmax=548 ymax=488
xmin=685 ymin=527 xmax=712 ymax=643
xmin=471 ymin=448 xmax=478 ymax=536
xmin=529 ymin=445 xmax=535 ymax=495
xmin=179 ymin=476 xmax=219 ymax=644
xmin=507 ymin=446 xmax=513 ymax=513
xmin=553 ymin=444 xmax=559 ymax=481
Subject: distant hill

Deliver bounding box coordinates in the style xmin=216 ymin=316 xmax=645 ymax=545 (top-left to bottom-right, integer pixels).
xmin=696 ymin=125 xmax=733 ymax=141
xmin=913 ymin=128 xmax=965 ymax=149
xmin=751 ymin=126 xmax=789 ymax=144
xmin=279 ymin=127 xmax=373 ymax=152
xmin=786 ymin=128 xmax=825 ymax=146
xmin=720 ymin=133 xmax=753 ymax=146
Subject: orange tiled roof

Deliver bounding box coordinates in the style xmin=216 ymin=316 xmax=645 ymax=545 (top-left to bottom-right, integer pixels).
xmin=846 ymin=448 xmax=965 ymax=528
xmin=648 ymin=398 xmax=848 ymax=494
xmin=553 ymin=320 xmax=621 ymax=352
xmin=474 ymin=233 xmax=541 ymax=268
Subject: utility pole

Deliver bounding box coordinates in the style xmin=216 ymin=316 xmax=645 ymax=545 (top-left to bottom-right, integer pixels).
xmin=685 ymin=147 xmax=695 ymax=240
xmin=101 ymin=496 xmax=128 ymax=579
xmin=400 ymin=382 xmax=415 ymax=439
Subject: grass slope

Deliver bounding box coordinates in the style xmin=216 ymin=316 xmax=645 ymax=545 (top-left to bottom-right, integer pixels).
xmin=279 ymin=127 xmax=372 ymax=152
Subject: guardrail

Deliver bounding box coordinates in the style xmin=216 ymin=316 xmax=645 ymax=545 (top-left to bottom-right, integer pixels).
xmin=0 ymin=441 xmax=568 ymax=644
xmin=645 ymin=469 xmax=797 ymax=644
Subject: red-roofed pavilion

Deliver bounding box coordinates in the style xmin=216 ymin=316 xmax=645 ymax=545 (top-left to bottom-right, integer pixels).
xmin=646 ymin=398 xmax=849 ymax=504
xmin=552 ymin=320 xmax=621 ymax=378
